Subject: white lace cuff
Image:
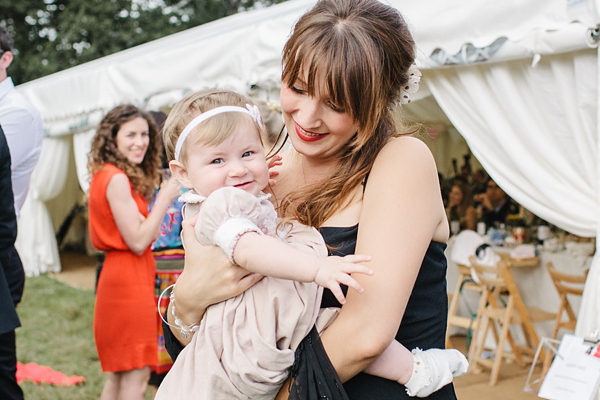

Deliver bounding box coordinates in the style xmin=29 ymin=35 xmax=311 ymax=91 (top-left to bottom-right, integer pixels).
xmin=214 ymin=217 xmax=262 ymax=263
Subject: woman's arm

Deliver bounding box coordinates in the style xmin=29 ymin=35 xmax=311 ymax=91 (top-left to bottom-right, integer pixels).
xmin=319 ymin=137 xmax=448 ymax=381
xmin=107 ymin=174 xmax=180 ymax=254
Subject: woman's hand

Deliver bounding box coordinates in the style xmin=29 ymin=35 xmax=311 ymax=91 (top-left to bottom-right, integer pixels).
xmin=168 ymin=213 xmax=264 ymax=344
xmin=157 ymin=177 xmax=182 ymax=204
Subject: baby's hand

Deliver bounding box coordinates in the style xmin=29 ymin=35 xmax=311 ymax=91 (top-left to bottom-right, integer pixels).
xmin=267 ymin=155 xmax=282 ymax=186
xmin=314 ymin=254 xmax=372 ymax=304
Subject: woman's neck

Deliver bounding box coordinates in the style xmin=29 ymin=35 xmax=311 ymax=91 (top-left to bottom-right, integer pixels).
xmin=293 ymin=150 xmax=337 ymax=186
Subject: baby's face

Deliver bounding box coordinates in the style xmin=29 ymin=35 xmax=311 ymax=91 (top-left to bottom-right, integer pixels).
xmin=183 ymin=124 xmax=269 ymax=197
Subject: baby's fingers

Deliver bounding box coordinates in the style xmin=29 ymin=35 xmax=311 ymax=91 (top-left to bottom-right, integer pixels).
xmin=335 ymin=273 xmax=365 ymax=295
xmin=328 ymin=283 xmax=347 ymax=305
xmin=343 ymin=254 xmax=372 ymax=264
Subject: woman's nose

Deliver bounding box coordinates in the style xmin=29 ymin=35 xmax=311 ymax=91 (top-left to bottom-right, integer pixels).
xmin=133 ymin=135 xmax=144 ymax=147
xmin=296 ymin=98 xmax=321 ymax=128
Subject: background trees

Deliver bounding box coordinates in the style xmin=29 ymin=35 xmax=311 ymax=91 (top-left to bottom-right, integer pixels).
xmin=0 ymin=0 xmax=287 ymax=85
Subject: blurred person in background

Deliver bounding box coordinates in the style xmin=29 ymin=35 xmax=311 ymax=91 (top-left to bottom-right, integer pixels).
xmin=0 ymin=127 xmax=23 ymax=400
xmin=445 ymin=182 xmax=476 ymax=234
xmin=0 ymin=27 xmax=43 ymax=219
xmin=474 ymin=178 xmax=520 ymax=228
xmin=471 ymin=168 xmax=488 ymax=196
xmin=0 ymin=26 xmax=44 ymax=400
xmin=87 ymin=105 xmax=180 ymax=400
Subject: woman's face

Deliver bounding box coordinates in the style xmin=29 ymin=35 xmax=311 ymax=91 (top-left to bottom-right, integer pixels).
xmin=115 ymin=117 xmax=150 ymax=165
xmin=449 ymin=185 xmax=463 ymax=206
xmin=280 ymin=75 xmax=360 ymax=162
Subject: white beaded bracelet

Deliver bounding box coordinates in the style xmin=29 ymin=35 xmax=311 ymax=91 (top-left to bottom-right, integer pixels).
xmin=158 ymin=283 xmax=200 ymax=339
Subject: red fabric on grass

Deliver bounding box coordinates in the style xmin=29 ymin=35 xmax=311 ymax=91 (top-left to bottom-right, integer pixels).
xmin=16 ymin=362 xmax=85 ymax=386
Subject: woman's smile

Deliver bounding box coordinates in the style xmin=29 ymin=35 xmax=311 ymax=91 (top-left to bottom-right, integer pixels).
xmin=295 ymin=121 xmax=327 ymax=142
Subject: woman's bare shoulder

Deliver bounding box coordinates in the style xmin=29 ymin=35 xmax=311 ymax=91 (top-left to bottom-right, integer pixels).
xmin=372 ymin=136 xmax=437 ymax=177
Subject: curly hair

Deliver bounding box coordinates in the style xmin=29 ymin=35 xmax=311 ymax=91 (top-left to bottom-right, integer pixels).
xmin=278 ymin=0 xmax=417 ymax=228
xmin=87 ymin=104 xmax=161 ymax=197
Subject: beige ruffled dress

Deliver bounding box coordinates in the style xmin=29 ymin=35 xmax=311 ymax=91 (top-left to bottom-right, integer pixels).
xmin=155 ymin=187 xmax=337 ymax=400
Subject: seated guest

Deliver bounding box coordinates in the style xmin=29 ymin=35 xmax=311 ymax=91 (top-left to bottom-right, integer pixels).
xmin=475 ymin=179 xmax=520 ymax=228
xmin=471 ymin=168 xmax=488 ymax=195
xmin=446 ymin=182 xmax=477 ymax=233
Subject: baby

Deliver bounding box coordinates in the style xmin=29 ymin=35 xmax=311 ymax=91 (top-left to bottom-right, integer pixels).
xmin=155 ymin=89 xmax=467 ymax=399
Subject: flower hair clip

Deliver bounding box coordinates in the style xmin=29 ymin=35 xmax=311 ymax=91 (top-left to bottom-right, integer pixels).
xmin=399 ymin=63 xmax=422 ymax=104
xmin=245 ymin=104 xmax=263 ymax=129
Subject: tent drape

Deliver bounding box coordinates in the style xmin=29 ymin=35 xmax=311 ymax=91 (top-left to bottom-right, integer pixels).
xmin=15 ymin=136 xmax=70 ymax=276
xmin=425 ymin=48 xmax=600 ymax=337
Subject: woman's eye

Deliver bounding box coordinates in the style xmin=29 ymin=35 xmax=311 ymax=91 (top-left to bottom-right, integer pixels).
xmin=291 ymin=85 xmax=305 ymax=95
xmin=211 ymin=158 xmax=223 ymax=164
xmin=327 ymin=101 xmax=344 ymax=113
xmin=242 ymin=151 xmax=253 ymax=157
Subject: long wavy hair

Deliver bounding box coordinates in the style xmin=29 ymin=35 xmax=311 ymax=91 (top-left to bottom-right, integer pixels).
xmin=278 ymin=0 xmax=417 ymax=228
xmin=87 ymin=104 xmax=161 ymax=197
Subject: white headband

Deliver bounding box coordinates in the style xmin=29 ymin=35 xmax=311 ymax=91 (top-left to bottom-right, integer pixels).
xmin=174 ymin=104 xmax=263 ymax=161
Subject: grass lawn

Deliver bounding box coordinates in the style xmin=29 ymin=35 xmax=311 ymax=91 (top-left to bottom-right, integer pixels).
xmin=16 ymin=274 xmax=104 ymax=399
xmin=15 ymin=274 xmax=156 ymax=399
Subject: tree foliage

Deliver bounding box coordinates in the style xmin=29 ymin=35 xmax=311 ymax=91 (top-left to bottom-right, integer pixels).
xmin=0 ymin=0 xmax=288 ymax=85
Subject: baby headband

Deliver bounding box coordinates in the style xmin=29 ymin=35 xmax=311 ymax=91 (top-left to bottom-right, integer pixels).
xmin=174 ymin=104 xmax=263 ymax=161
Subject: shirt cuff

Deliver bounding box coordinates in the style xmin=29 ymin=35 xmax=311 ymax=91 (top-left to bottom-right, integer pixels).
xmin=214 ymin=217 xmax=262 ymax=263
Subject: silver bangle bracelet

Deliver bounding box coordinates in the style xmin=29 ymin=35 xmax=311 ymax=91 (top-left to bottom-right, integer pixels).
xmin=158 ymin=283 xmax=200 ymax=339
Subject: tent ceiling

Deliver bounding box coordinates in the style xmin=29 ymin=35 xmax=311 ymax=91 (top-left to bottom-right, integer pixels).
xmin=16 ymin=0 xmax=600 ymax=137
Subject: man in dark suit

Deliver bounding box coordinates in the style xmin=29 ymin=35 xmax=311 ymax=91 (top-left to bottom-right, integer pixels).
xmin=475 ymin=178 xmax=520 ymax=228
xmin=0 ymin=125 xmax=24 ymax=399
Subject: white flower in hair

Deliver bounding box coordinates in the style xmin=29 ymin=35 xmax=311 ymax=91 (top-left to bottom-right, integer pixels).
xmin=399 ymin=63 xmax=422 ymax=104
xmin=245 ymin=104 xmax=263 ymax=129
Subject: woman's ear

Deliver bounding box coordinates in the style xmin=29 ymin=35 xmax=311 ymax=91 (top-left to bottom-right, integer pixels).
xmin=169 ymin=160 xmax=193 ymax=189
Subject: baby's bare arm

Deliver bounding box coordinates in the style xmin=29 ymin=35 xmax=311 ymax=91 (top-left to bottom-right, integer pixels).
xmin=234 ymin=233 xmax=371 ymax=303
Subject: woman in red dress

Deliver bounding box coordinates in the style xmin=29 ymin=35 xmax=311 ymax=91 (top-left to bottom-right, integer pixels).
xmin=87 ymin=105 xmax=180 ymax=400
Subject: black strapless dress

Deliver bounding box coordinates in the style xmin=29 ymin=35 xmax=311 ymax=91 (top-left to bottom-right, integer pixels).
xmin=310 ymin=224 xmax=457 ymax=400
xmin=164 ymin=224 xmax=457 ymax=400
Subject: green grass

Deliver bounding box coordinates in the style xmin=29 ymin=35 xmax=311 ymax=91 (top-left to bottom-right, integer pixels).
xmin=16 ymin=275 xmax=157 ymax=399
xmin=15 ymin=274 xmax=104 ymax=399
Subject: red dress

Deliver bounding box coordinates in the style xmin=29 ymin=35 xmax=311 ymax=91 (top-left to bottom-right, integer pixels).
xmin=89 ymin=163 xmax=158 ymax=372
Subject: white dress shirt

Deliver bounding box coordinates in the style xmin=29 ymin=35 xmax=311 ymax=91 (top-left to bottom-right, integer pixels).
xmin=0 ymin=77 xmax=43 ymax=219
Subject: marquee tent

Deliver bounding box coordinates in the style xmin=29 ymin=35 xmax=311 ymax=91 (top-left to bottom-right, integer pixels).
xmin=14 ymin=0 xmax=600 ymax=339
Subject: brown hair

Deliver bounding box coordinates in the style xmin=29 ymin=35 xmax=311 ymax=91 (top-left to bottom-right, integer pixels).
xmin=87 ymin=104 xmax=161 ymax=197
xmin=449 ymin=182 xmax=473 ymax=218
xmin=162 ymin=89 xmax=265 ymax=163
xmin=279 ymin=0 xmax=417 ymax=228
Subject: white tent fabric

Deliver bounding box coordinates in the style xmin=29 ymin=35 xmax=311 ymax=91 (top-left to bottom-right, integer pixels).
xmin=425 ymin=49 xmax=600 ymax=338
xmin=13 ymin=0 xmax=600 ymax=338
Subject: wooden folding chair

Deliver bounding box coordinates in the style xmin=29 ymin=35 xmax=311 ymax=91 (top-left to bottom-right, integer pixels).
xmin=467 ymin=256 xmax=556 ymax=386
xmin=546 ymin=262 xmax=588 ymax=339
xmin=541 ymin=262 xmax=589 ymax=377
xmin=446 ymin=263 xmax=482 ymax=351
